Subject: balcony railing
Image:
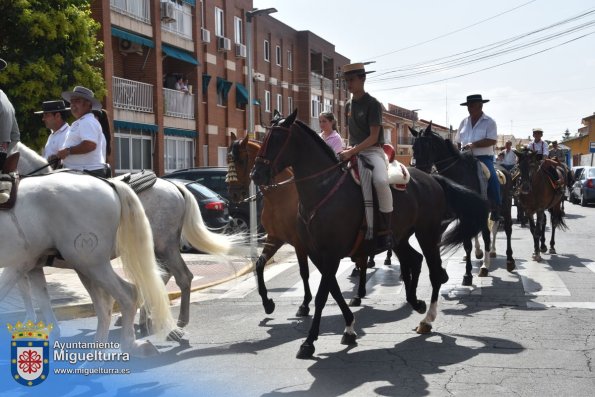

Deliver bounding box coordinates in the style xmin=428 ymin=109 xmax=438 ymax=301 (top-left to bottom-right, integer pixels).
xmin=398 ymin=135 xmax=415 ymax=146
xmin=161 ymin=2 xmax=193 ymax=40
xmin=113 ymin=77 xmax=153 ymax=113
xmin=110 ymin=0 xmax=151 ymax=24
xmin=163 ymin=88 xmax=195 ymax=119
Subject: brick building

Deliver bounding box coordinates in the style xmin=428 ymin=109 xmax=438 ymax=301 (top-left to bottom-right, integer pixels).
xmin=91 ymin=0 xmax=350 ymax=175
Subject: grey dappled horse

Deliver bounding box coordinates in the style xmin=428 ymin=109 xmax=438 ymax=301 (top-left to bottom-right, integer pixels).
xmin=12 ymin=142 xmax=235 ymax=334
xmin=0 ymin=171 xmax=175 ymax=356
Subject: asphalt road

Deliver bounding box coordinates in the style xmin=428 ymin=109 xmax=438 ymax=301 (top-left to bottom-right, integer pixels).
xmin=3 ymin=202 xmax=595 ymax=397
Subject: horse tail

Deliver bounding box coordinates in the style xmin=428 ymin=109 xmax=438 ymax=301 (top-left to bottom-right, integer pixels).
xmin=112 ymin=180 xmax=176 ymax=336
xmin=432 ymin=174 xmax=489 ymax=251
xmin=174 ymin=182 xmax=236 ymax=255
xmin=549 ymin=204 xmax=568 ymax=231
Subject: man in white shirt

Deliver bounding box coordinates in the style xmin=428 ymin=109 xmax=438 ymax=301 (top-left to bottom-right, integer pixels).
xmin=500 ymin=140 xmax=517 ymax=171
xmin=527 ymin=128 xmax=548 ymax=160
xmin=0 ymin=57 xmax=20 ymax=173
xmin=455 ymin=94 xmax=501 ymax=220
xmin=57 ymin=86 xmax=108 ymax=177
xmin=35 ymin=100 xmax=70 ymax=164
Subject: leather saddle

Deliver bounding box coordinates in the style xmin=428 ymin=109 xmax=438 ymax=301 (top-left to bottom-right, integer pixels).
xmin=348 ymin=143 xmax=410 ymax=191
xmin=115 ymin=169 xmax=158 ymax=195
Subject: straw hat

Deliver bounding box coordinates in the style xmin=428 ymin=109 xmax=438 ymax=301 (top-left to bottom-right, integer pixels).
xmin=61 ymin=86 xmax=102 ymax=110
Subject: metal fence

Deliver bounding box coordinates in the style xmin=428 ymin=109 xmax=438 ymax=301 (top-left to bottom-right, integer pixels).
xmin=112 ymin=76 xmax=153 ymax=113
xmin=163 ymin=88 xmax=195 ymax=119
xmin=110 ymin=0 xmax=151 ymax=24
xmin=161 ymin=3 xmax=193 ymax=40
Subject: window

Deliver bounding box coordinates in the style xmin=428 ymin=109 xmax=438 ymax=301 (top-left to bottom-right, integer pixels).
xmin=264 ymin=40 xmax=270 ymax=62
xmin=265 ymin=90 xmax=271 ymax=112
xmin=311 ymin=95 xmax=321 ymax=118
xmin=287 ymin=50 xmax=293 ymax=71
xmin=275 ymin=45 xmax=281 ymax=66
xmin=323 ymin=98 xmax=332 ymax=113
xmin=287 ymin=96 xmax=293 ymax=113
xmin=215 ymin=7 xmax=224 ymax=37
xmin=164 ymin=136 xmax=194 ymax=173
xmin=114 ymin=128 xmax=153 ymax=174
xmin=276 ymin=94 xmax=282 ymax=114
xmin=234 ymin=16 xmax=243 ymax=44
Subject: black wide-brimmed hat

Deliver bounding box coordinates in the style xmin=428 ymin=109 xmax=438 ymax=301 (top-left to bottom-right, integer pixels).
xmin=62 ymin=86 xmax=102 ymax=110
xmin=0 ymin=58 xmax=6 ymax=71
xmin=34 ymin=100 xmax=70 ymax=114
xmin=341 ymin=62 xmax=375 ymax=77
xmin=460 ymin=94 xmax=490 ymax=106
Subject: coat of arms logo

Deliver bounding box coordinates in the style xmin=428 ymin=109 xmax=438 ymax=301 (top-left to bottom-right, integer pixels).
xmin=8 ymin=320 xmax=53 ymax=386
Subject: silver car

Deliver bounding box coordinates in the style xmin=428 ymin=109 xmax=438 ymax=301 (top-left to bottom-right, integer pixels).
xmin=570 ymin=166 xmax=595 ymax=207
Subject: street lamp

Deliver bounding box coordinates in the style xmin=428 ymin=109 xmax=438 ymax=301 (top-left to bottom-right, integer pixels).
xmin=411 ymin=109 xmax=421 ymax=130
xmin=245 ymin=7 xmax=277 ymax=261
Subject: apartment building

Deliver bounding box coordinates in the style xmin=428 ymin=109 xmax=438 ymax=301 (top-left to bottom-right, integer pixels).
xmin=91 ymin=0 xmax=350 ymax=175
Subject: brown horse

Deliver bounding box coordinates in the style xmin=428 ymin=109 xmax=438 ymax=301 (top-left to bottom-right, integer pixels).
xmin=515 ymin=149 xmax=567 ymax=261
xmin=227 ymin=135 xmax=312 ymax=316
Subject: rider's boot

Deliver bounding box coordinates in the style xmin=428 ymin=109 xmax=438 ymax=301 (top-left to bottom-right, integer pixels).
xmin=375 ymin=211 xmax=393 ymax=253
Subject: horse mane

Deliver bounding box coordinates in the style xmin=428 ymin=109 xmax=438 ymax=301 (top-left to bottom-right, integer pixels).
xmin=12 ymin=142 xmax=49 ymax=174
xmin=443 ymin=137 xmax=477 ymax=168
xmin=294 ymin=120 xmax=339 ymax=164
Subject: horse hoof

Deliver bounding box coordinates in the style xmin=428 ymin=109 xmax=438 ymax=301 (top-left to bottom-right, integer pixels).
xmin=296 ymin=342 xmax=315 ymax=359
xmin=384 ymin=259 xmax=391 ymax=266
xmin=341 ymin=332 xmax=357 ymax=345
xmin=549 ymin=248 xmax=556 ymax=254
xmin=367 ymin=260 xmax=376 ymax=268
xmin=263 ymin=299 xmax=275 ymax=315
xmin=475 ymin=251 xmax=484 ymax=260
xmin=166 ymin=328 xmax=185 ymax=342
xmin=349 ymin=297 xmax=361 ymax=307
xmin=350 ymin=268 xmax=359 ymax=277
xmin=416 ymin=322 xmax=432 ymax=334
xmin=532 ymin=254 xmax=541 ymax=262
xmin=129 ymin=340 xmax=159 ymax=357
xmin=506 ymin=260 xmax=516 ymax=272
xmin=296 ymin=305 xmax=310 ymax=317
xmin=176 ymin=319 xmax=188 ymax=328
xmin=489 ymin=251 xmax=497 ymax=258
xmin=540 ymin=246 xmax=547 ymax=253
xmin=114 ymin=316 xmax=123 ymax=327
xmin=478 ymin=267 xmax=489 ymax=277
xmin=413 ymin=300 xmax=427 ymax=314
xmin=462 ymin=255 xmax=468 ymax=261
xmin=462 ymin=275 xmax=473 ymax=286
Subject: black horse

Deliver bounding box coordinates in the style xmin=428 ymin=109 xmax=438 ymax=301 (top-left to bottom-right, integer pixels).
xmin=250 ymin=110 xmax=488 ymax=359
xmin=410 ymin=125 xmax=515 ymax=285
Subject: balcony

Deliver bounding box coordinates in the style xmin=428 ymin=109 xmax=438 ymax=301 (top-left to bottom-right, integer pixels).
xmin=398 ymin=135 xmax=415 ymax=146
xmin=110 ymin=0 xmax=151 ymax=24
xmin=161 ymin=2 xmax=193 ymax=40
xmin=163 ymin=88 xmax=195 ymax=119
xmin=113 ymin=77 xmax=153 ymax=113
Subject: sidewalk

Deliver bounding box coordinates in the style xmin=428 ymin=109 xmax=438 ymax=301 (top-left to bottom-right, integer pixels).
xmin=0 ymin=243 xmax=296 ymax=323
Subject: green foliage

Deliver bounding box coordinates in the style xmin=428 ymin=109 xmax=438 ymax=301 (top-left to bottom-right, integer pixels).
xmin=0 ymin=0 xmax=104 ymax=149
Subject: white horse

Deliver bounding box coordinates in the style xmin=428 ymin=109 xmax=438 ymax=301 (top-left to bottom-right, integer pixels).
xmin=13 ymin=142 xmax=236 ymax=333
xmin=0 ymin=171 xmax=175 ymax=356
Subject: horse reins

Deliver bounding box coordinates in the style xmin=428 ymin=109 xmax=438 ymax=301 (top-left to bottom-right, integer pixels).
xmin=23 ymin=158 xmax=61 ymax=177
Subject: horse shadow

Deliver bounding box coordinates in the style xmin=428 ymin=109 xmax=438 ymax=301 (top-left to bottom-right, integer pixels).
xmin=259 ymin=333 xmax=523 ymax=397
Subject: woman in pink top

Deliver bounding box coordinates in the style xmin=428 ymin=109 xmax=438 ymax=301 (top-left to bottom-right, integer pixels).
xmin=319 ymin=112 xmax=344 ymax=154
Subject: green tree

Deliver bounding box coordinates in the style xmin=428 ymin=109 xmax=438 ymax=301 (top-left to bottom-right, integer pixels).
xmin=561 ymin=128 xmax=571 ymax=142
xmin=0 ymin=0 xmax=104 ymax=149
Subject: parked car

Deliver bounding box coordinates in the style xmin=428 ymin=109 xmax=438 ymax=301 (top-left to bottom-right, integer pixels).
xmin=568 ymin=166 xmax=585 ymax=203
xmin=166 ymin=178 xmax=231 ymax=231
xmin=570 ymin=166 xmax=595 ymax=207
xmin=163 ymin=167 xmax=263 ymax=233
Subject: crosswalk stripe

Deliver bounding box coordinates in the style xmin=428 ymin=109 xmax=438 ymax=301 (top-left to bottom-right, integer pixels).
xmin=363 ymin=265 xmax=403 ymax=297
xmin=585 ymin=263 xmax=595 ymax=274
xmin=280 ymin=260 xmax=354 ymax=298
xmin=516 ymin=261 xmax=570 ymax=296
xmin=219 ymin=262 xmax=294 ymax=299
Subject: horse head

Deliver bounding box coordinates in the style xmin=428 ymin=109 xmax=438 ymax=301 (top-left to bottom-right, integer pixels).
xmin=251 ymin=109 xmax=298 ymax=186
xmin=514 ymin=148 xmax=538 ymax=194
xmin=410 ymin=122 xmax=452 ymax=173
xmin=227 ymin=133 xmax=261 ymax=202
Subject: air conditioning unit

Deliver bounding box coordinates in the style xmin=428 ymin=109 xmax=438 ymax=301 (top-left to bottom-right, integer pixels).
xmin=253 ymin=72 xmax=265 ymax=82
xmin=160 ymin=1 xmax=176 ymax=23
xmin=235 ymin=43 xmax=247 ymax=58
xmin=217 ymin=36 xmax=231 ymax=52
xmin=119 ymin=39 xmax=143 ymax=55
xmin=201 ymin=28 xmax=211 ymax=44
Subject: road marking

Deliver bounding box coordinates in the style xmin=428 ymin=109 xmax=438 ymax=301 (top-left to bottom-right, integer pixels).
xmin=585 ymin=262 xmax=595 ymax=274
xmin=219 ymin=262 xmax=294 ymax=299
xmin=527 ymin=301 xmax=595 ymax=309
xmin=440 ymin=260 xmax=478 ymax=297
xmin=364 ymin=265 xmax=403 ymax=297
xmin=516 ymin=261 xmax=570 ymax=296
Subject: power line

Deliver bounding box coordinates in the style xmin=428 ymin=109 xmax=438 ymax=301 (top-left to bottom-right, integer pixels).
xmin=364 ymin=0 xmax=538 ymax=61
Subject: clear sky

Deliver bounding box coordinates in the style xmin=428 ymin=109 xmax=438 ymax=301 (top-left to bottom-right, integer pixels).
xmin=254 ymin=0 xmax=595 ymax=142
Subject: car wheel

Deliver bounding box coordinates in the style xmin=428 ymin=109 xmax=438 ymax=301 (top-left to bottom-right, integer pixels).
xmin=227 ymin=215 xmax=249 ymax=234
xmin=580 ymin=191 xmax=587 ymax=207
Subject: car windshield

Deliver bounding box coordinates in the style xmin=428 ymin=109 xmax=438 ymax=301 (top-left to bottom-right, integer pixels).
xmin=186 ymin=182 xmax=220 ymax=199
xmin=588 ymin=168 xmax=595 ymax=178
